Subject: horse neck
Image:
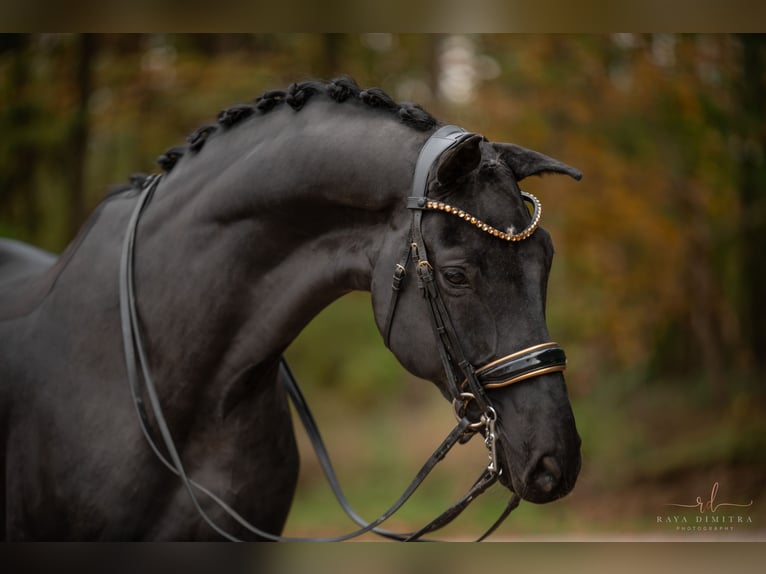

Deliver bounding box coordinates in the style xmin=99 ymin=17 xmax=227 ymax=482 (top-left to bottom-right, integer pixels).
xmin=134 ymin=102 xmax=429 ymax=396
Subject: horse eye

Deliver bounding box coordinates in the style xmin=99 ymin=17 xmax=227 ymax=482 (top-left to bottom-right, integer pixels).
xmin=443 ymin=269 xmax=469 ymax=286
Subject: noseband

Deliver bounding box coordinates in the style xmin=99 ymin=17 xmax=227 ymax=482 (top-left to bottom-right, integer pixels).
xmin=119 ymin=125 xmax=566 ymax=542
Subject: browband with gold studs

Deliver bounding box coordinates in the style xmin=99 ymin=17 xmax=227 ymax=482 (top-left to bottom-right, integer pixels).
xmin=408 ymin=191 xmax=542 ymax=242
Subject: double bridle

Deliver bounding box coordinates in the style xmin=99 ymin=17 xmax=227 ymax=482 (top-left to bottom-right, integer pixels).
xmin=119 ymin=125 xmax=566 ymax=541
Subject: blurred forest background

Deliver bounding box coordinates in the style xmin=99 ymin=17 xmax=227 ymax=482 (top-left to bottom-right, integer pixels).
xmin=1 ymin=33 xmax=764 ymax=539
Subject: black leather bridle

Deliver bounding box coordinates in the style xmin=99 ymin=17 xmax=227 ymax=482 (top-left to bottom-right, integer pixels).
xmin=119 ymin=125 xmax=566 ymax=541
xmin=384 ymin=125 xmax=567 ymax=416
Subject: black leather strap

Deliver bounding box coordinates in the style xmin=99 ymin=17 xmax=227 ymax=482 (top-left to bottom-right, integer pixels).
xmin=404 ymin=468 xmax=498 ymax=541
xmin=383 ymin=244 xmax=411 ymax=348
xmin=409 ymin=125 xmax=472 ymax=270
xmin=476 ymin=492 xmax=521 ymax=542
xmin=121 ymin=175 xmax=254 ymax=542
xmin=410 ymin=125 xmax=471 ymax=205
xmin=384 ymin=126 xmax=470 ymax=350
xmin=413 ymin=260 xmax=473 ymax=406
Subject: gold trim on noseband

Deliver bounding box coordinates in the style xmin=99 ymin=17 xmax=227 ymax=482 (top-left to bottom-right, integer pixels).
xmin=425 ymin=192 xmax=542 ymax=242
xmin=475 ymin=342 xmax=561 ymax=373
xmin=471 ymin=342 xmax=567 ymax=390
xmin=481 ymin=365 xmax=567 ymax=390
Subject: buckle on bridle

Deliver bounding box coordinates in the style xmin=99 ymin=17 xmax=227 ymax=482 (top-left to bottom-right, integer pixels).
xmin=452 ymin=393 xmax=500 ymax=475
xmin=483 ymin=407 xmax=499 ymax=476
xmin=452 ymin=392 xmax=484 ymax=431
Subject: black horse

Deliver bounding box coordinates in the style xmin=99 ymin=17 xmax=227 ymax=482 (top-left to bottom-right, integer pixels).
xmin=0 ymin=77 xmax=581 ymax=540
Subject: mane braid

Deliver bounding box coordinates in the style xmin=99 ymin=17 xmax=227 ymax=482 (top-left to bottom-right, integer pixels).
xmin=285 ymin=81 xmax=328 ymax=111
xmin=359 ymin=87 xmax=399 ymax=112
xmin=218 ymin=104 xmax=255 ymax=128
xmin=156 ymin=145 xmax=187 ymax=172
xmin=154 ymin=77 xmax=439 ymax=174
xmin=187 ymin=124 xmax=218 ymax=153
xmin=255 ymin=90 xmax=286 ymax=113
xmin=327 ymin=76 xmax=361 ymax=102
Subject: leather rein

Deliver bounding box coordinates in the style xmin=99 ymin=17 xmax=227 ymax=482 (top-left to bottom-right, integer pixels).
xmin=119 ymin=125 xmax=566 ymax=541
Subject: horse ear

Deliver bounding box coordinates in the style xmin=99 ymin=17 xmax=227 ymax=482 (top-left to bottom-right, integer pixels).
xmin=494 ymin=143 xmax=583 ymax=182
xmin=436 ymin=134 xmax=484 ymax=184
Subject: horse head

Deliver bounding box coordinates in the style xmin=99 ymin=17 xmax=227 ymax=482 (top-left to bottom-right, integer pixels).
xmin=373 ymin=129 xmax=582 ymax=504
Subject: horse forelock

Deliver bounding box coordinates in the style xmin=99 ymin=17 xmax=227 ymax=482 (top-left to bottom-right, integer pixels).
xmin=153 ymin=76 xmax=440 ymax=174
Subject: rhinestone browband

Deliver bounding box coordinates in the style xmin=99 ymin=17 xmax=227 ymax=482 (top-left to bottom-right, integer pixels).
xmin=424 ymin=191 xmax=541 ymax=242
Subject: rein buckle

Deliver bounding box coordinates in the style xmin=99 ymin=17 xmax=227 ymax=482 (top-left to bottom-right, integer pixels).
xmin=452 ymin=392 xmax=484 ymax=432
xmin=483 ymin=407 xmax=499 ymax=476
xmin=452 ymin=394 xmax=500 ymax=475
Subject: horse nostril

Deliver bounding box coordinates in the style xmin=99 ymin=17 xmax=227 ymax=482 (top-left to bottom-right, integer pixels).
xmin=541 ymin=455 xmax=562 ymax=479
xmin=534 ymin=456 xmax=562 ymax=494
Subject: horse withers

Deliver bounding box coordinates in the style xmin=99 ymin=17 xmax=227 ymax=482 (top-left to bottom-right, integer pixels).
xmin=0 ymin=78 xmax=581 ymax=540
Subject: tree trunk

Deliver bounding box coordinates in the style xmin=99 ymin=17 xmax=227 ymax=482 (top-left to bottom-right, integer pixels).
xmin=738 ymin=35 xmax=766 ymax=374
xmin=68 ymin=34 xmax=95 ymax=240
xmin=320 ymin=34 xmax=343 ymax=78
xmin=0 ymin=34 xmax=39 ymax=241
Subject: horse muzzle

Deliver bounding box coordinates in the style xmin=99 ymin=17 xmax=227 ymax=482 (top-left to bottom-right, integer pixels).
xmin=466 ymin=342 xmax=580 ymax=503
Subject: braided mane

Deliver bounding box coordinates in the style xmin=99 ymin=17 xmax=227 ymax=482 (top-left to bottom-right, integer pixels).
xmin=154 ymin=76 xmax=439 ymax=174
